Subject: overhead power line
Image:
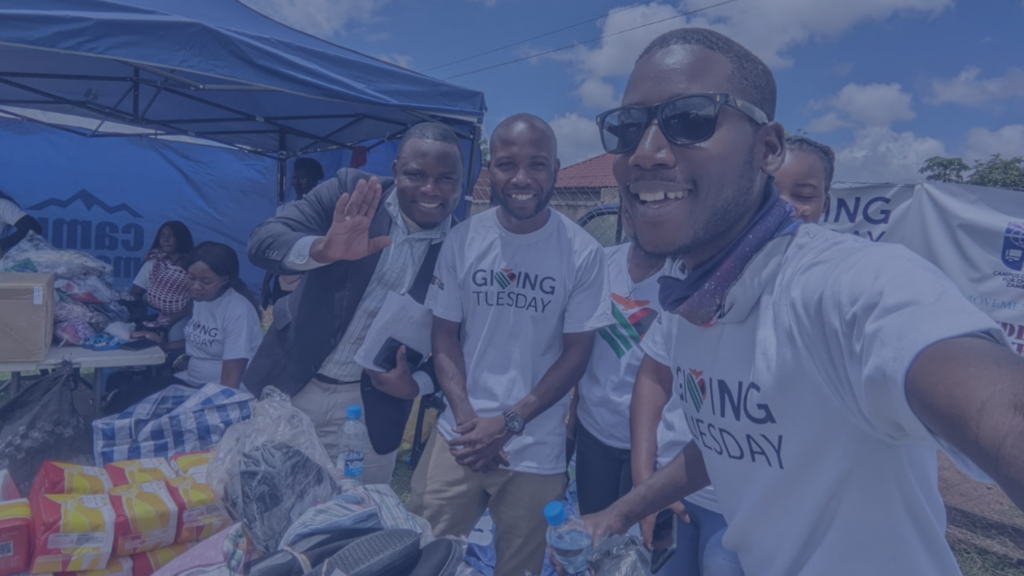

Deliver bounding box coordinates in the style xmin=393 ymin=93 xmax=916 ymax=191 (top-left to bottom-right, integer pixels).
xmin=422 ymin=4 xmax=642 ymax=73
xmin=443 ymin=0 xmax=738 ymax=81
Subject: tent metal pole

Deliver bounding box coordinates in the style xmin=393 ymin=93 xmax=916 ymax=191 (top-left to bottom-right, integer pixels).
xmin=462 ymin=122 xmax=480 ymax=220
xmin=277 ymin=131 xmax=287 ymax=204
xmin=132 ymin=68 xmax=140 ymax=121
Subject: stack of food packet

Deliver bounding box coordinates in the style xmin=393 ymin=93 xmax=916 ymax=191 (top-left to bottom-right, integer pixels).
xmin=17 ymin=452 xmax=225 ymax=576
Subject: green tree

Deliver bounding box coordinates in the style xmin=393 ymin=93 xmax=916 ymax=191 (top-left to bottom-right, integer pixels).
xmin=919 ymin=156 xmax=971 ymax=183
xmin=968 ymin=154 xmax=1024 ymax=191
xmin=919 ymin=154 xmax=1024 ymax=191
xmin=477 ymin=129 xmax=490 ymax=165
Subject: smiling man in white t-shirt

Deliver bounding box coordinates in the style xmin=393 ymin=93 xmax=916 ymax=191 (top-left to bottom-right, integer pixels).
xmin=408 ymin=114 xmax=611 ymax=576
xmin=570 ymin=27 xmax=1024 ymax=576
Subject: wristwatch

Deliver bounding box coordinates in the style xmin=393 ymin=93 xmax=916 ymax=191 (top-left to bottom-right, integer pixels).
xmin=503 ymin=410 xmax=525 ymax=435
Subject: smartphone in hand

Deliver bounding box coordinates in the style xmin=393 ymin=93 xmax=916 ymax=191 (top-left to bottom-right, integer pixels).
xmin=650 ymin=508 xmax=678 ymax=574
xmin=373 ymin=337 xmax=424 ymax=371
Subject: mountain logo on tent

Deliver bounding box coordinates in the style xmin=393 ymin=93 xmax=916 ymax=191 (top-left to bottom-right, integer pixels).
xmin=27 ymin=189 xmax=142 ymax=218
xmin=1003 ymin=221 xmax=1024 ymax=272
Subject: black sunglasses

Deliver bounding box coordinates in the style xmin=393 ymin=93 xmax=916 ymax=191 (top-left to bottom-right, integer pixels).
xmin=595 ymin=93 xmax=769 ymax=154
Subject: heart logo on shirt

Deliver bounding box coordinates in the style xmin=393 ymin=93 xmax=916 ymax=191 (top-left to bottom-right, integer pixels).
xmin=684 ymin=368 xmax=707 ymax=412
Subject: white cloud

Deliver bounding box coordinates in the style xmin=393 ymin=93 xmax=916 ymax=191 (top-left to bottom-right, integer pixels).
xmin=562 ymin=0 xmax=950 ymax=111
xmin=241 ymin=0 xmax=388 ymax=38
xmin=927 ymin=67 xmax=1024 ymax=107
xmin=549 ymin=113 xmax=605 ymax=166
xmin=680 ymin=0 xmax=952 ymax=68
xmin=377 ymin=53 xmax=414 ymax=69
xmin=807 ymin=83 xmax=915 ymax=133
xmin=807 ymin=112 xmax=852 ymax=133
xmin=576 ymin=78 xmax=619 ymax=110
xmin=833 ymin=126 xmax=946 ymax=184
xmin=965 ymin=124 xmax=1024 ymax=160
xmin=832 ymin=83 xmax=916 ymax=126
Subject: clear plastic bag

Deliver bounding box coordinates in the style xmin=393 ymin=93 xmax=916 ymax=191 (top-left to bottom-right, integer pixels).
xmin=0 ymin=232 xmax=113 ymax=278
xmin=588 ymin=534 xmax=652 ymax=576
xmin=207 ymin=387 xmax=339 ymax=555
xmin=55 ymin=274 xmax=115 ymax=304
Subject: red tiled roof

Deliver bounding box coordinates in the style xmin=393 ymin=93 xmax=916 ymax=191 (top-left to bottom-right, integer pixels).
xmin=471 ymin=168 xmax=490 ymax=200
xmin=556 ymin=154 xmax=616 ymax=190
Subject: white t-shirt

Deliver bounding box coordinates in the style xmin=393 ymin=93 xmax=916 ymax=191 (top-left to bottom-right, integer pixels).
xmin=179 ymin=288 xmax=264 ymax=388
xmin=577 ymin=244 xmax=667 ymax=450
xmin=0 ymin=198 xmax=28 ymax=227
xmin=132 ymin=260 xmax=155 ymax=290
xmin=427 ymin=208 xmax=613 ymax=474
xmin=642 ymin=225 xmax=1008 ymax=576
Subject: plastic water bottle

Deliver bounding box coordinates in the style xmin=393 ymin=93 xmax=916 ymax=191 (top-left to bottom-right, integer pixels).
xmin=337 ymin=404 xmax=368 ymax=491
xmin=544 ymin=501 xmax=592 ymax=575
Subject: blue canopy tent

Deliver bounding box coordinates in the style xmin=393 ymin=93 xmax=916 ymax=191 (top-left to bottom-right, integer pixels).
xmin=0 ymin=0 xmax=486 ymax=287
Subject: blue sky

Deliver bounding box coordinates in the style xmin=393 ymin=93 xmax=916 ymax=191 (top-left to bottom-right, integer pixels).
xmin=242 ymin=0 xmax=1024 ymax=183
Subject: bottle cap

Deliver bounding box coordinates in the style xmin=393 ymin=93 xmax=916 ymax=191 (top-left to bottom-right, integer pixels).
xmin=346 ymin=405 xmax=362 ymax=419
xmin=543 ymin=501 xmax=566 ymax=526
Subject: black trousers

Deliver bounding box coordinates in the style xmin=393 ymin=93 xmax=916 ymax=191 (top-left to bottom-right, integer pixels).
xmin=104 ymin=371 xmax=184 ymax=415
xmin=575 ymin=422 xmax=633 ymax=515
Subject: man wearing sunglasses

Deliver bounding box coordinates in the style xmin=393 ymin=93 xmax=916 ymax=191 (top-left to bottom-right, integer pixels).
xmin=569 ymin=27 xmax=1024 ymax=576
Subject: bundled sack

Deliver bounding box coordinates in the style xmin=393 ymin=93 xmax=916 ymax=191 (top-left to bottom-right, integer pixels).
xmin=0 ymin=369 xmax=93 ymax=497
xmin=169 ymin=452 xmax=213 ymax=477
xmin=31 ymin=462 xmax=113 ymax=499
xmin=207 ymin=388 xmax=338 ymax=555
xmin=105 ymin=459 xmax=176 ymax=488
xmin=92 ymin=384 xmax=254 ymax=466
xmin=0 ymin=499 xmax=31 ymax=576
xmin=130 ymin=544 xmax=190 ymax=576
xmin=108 ymin=481 xmax=178 ymax=557
xmin=279 ymin=485 xmax=422 ymax=550
xmin=246 ymin=528 xmax=382 ymax=576
xmin=0 ymin=233 xmax=112 ymax=279
xmin=302 ymin=529 xmax=421 ymax=576
xmin=30 ymin=493 xmax=116 ymax=573
xmin=166 ymin=475 xmax=230 ymax=544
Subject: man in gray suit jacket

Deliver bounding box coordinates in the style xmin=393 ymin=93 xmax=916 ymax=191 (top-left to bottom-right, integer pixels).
xmin=245 ymin=122 xmax=465 ymax=484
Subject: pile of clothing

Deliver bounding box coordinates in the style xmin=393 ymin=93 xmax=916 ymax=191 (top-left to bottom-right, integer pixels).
xmin=0 ymin=232 xmax=128 ymax=345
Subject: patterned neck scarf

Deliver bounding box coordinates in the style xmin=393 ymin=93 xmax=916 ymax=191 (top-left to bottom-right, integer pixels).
xmin=658 ymin=181 xmax=801 ymax=326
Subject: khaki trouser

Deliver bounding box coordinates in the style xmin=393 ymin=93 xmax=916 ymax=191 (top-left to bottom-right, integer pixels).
xmin=291 ymin=377 xmax=398 ymax=486
xmin=408 ymin=433 xmax=566 ymax=576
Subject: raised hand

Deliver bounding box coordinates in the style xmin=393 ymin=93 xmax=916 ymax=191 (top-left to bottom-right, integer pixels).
xmin=310 ymin=177 xmax=392 ymax=263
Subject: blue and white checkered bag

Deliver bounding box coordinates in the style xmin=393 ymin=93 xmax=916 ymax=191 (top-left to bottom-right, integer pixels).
xmin=93 ymin=383 xmax=255 ymax=465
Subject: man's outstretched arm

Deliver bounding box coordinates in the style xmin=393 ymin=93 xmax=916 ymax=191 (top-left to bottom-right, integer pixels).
xmin=907 ymin=335 xmax=1024 ymax=510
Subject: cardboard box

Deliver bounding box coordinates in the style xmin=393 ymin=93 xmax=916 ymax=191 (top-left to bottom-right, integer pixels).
xmin=0 ymin=272 xmax=54 ymax=363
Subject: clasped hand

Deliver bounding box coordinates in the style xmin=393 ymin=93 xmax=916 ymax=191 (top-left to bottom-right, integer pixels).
xmin=448 ymin=415 xmax=511 ymax=473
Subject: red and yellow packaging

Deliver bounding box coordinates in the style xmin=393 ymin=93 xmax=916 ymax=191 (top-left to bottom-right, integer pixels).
xmin=30 ymin=493 xmax=114 ymax=574
xmin=0 ymin=498 xmax=31 ymax=576
xmin=30 ymin=463 xmax=112 ymax=498
xmin=0 ymin=469 xmax=19 ymax=502
xmin=104 ymin=461 xmax=175 ymax=488
xmin=108 ymin=482 xmax=177 ymax=557
xmin=168 ymin=452 xmax=212 ymax=477
xmin=52 ymin=556 xmax=134 ymax=576
xmin=129 ymin=544 xmax=189 ymax=576
xmin=165 ymin=475 xmax=229 ymax=544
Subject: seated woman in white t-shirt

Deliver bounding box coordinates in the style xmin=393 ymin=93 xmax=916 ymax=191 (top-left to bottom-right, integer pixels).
xmin=107 ymin=242 xmax=263 ymax=412
xmin=0 ymin=189 xmax=43 ymax=254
